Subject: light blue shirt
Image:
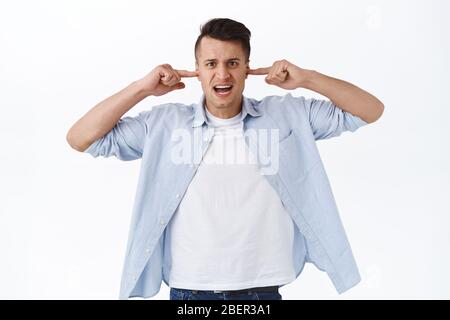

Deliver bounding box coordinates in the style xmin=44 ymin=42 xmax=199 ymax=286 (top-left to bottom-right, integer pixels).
xmin=84 ymin=93 xmax=368 ymax=299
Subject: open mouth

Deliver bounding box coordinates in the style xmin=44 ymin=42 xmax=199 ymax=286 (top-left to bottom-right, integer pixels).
xmin=213 ymin=84 xmax=233 ymax=96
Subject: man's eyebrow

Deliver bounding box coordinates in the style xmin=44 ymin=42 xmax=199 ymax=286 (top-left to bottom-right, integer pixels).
xmin=203 ymin=58 xmax=241 ymax=63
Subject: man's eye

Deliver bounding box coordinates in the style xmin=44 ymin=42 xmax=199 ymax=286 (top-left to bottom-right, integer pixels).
xmin=229 ymin=61 xmax=237 ymax=66
xmin=206 ymin=62 xmax=215 ymax=67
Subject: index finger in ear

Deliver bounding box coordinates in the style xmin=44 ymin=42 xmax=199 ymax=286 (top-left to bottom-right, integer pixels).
xmin=247 ymin=67 xmax=271 ymax=75
xmin=176 ymin=70 xmax=199 ymax=78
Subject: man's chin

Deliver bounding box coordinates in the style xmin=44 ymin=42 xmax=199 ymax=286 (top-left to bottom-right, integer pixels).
xmin=204 ymin=91 xmax=243 ymax=110
xmin=207 ymin=94 xmax=231 ymax=106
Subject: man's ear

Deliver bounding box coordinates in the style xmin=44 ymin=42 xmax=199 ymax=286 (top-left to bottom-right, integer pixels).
xmin=195 ymin=61 xmax=200 ymax=82
xmin=245 ymin=60 xmax=250 ymax=79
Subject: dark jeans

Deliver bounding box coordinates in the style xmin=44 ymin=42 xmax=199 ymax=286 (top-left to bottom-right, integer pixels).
xmin=170 ymin=286 xmax=282 ymax=300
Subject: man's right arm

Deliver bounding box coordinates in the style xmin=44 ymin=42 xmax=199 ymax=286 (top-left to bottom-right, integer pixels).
xmin=66 ymin=64 xmax=197 ymax=153
xmin=66 ymin=80 xmax=150 ymax=152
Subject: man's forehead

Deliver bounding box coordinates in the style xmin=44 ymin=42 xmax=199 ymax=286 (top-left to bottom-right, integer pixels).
xmin=202 ymin=57 xmax=241 ymax=62
xmin=197 ymin=37 xmax=245 ymax=59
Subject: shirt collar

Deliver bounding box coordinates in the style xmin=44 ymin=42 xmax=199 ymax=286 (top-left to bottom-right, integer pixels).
xmin=192 ymin=93 xmax=262 ymax=128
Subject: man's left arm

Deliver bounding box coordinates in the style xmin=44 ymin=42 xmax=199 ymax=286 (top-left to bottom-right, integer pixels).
xmin=248 ymin=59 xmax=384 ymax=124
xmin=299 ymin=69 xmax=384 ymax=124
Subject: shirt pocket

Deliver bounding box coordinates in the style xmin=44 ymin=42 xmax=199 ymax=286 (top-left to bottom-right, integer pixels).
xmin=278 ymin=129 xmax=321 ymax=185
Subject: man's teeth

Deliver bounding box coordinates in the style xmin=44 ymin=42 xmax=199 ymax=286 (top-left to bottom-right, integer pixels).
xmin=214 ymin=85 xmax=232 ymax=89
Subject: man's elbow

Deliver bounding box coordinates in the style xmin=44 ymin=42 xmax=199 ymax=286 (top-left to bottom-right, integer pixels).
xmin=66 ymin=130 xmax=89 ymax=153
xmin=365 ymin=101 xmax=385 ymax=124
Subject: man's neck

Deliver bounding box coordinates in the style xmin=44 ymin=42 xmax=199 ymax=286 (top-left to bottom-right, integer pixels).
xmin=204 ymin=96 xmax=243 ymax=119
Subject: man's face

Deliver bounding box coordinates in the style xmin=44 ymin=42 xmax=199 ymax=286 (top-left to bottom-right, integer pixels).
xmin=195 ymin=36 xmax=249 ymax=117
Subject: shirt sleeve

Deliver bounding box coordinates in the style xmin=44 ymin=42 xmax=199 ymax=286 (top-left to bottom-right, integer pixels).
xmin=301 ymin=96 xmax=368 ymax=140
xmin=83 ymin=110 xmax=152 ymax=161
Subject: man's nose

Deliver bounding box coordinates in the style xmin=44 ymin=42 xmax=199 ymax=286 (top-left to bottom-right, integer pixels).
xmin=215 ymin=65 xmax=230 ymax=79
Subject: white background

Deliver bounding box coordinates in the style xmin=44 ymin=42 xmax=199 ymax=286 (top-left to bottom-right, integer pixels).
xmin=1 ymin=0 xmax=449 ymax=299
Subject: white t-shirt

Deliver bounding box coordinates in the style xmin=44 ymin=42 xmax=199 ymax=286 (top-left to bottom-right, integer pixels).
xmin=166 ymin=107 xmax=296 ymax=290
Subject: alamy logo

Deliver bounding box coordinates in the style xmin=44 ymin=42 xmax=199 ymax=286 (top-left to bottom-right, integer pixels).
xmin=170 ymin=127 xmax=280 ymax=175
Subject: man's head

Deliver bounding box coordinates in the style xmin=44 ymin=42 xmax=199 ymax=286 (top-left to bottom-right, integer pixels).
xmin=194 ymin=18 xmax=251 ymax=118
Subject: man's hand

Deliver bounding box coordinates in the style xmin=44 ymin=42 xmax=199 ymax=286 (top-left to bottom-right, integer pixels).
xmin=247 ymin=59 xmax=310 ymax=90
xmin=138 ymin=64 xmax=199 ymax=97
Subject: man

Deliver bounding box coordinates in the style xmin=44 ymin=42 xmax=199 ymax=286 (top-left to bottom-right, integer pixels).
xmin=66 ymin=18 xmax=384 ymax=300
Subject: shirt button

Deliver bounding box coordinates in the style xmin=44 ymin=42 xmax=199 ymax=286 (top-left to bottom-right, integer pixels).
xmin=175 ymin=194 xmax=180 ymax=199
xmin=160 ymin=218 xmax=165 ymax=225
xmin=145 ymin=248 xmax=150 ymax=253
xmin=132 ymin=275 xmax=137 ymax=281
